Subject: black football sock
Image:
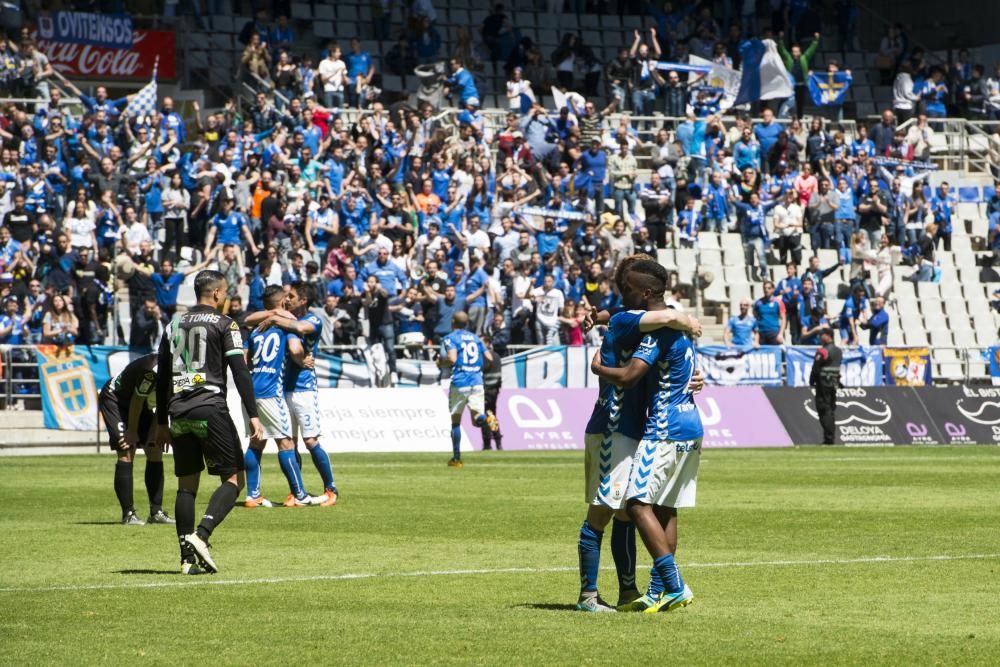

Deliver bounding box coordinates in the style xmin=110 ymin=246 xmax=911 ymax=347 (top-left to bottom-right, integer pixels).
xmin=175 ymin=488 xmax=196 ymax=539
xmin=145 ymin=461 xmax=164 ymax=515
xmin=114 ymin=461 xmax=134 ymax=516
xmin=196 ymin=482 xmax=239 ymax=540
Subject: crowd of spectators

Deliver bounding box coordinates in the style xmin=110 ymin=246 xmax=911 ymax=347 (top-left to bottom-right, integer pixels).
xmin=0 ymin=4 xmax=999 ymax=385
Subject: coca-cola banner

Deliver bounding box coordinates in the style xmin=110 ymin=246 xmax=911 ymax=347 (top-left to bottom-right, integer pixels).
xmin=37 ymin=12 xmax=134 ymax=49
xmin=34 ymin=29 xmax=175 ymax=81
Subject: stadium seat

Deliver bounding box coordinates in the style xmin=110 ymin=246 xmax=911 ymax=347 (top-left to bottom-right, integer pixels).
xmin=953 ymin=329 xmax=977 ymax=348
xmin=291 ymin=2 xmax=312 ymax=20
xmin=703 ymin=279 xmax=727 ymax=304
xmin=699 ymin=233 xmax=721 ymax=251
xmin=959 ymin=186 xmax=981 ymax=203
xmin=904 ymin=329 xmax=929 ymax=346
xmin=938 ymin=362 xmax=966 ymax=380
xmin=916 ymin=282 xmax=941 ymax=299
xmin=700 ymin=248 xmax=723 ymax=269
xmin=314 ymin=22 xmax=334 ymax=39
xmin=729 ymin=283 xmax=752 ymax=304
xmin=929 ymin=329 xmax=953 ymax=346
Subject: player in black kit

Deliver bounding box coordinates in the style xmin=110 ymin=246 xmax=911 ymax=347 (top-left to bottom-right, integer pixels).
xmin=156 ymin=270 xmax=263 ymax=574
xmin=98 ymin=353 xmax=174 ymax=525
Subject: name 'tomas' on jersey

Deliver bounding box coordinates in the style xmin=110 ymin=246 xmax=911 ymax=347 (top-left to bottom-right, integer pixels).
xmin=585 ymin=310 xmax=649 ymax=441
xmin=285 ymin=312 xmax=322 ymax=393
xmin=443 ymin=329 xmax=486 ymax=388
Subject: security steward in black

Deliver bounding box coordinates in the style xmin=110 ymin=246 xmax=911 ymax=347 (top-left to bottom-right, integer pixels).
xmin=480 ymin=334 xmax=503 ymax=450
xmin=809 ymin=327 xmax=842 ymax=445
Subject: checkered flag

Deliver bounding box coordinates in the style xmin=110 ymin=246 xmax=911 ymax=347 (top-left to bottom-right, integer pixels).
xmin=125 ymin=57 xmax=158 ymax=120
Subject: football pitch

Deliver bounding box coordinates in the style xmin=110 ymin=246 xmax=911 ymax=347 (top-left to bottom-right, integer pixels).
xmin=2 ymin=447 xmax=1000 ymax=665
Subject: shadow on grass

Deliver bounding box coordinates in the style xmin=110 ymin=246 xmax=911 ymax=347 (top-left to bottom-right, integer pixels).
xmin=73 ymin=521 xmax=124 ymax=526
xmin=115 ymin=569 xmax=180 ymax=576
xmin=515 ymin=603 xmax=579 ymax=612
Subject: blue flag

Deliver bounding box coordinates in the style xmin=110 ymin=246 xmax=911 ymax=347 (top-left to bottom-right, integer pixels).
xmin=808 ymin=72 xmax=853 ymax=106
xmin=733 ymin=38 xmax=793 ymax=106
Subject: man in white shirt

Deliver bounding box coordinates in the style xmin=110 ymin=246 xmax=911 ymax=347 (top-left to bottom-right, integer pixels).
xmin=491 ymin=215 xmax=520 ymax=262
xmin=511 ymin=261 xmax=535 ymax=344
xmin=772 ymin=189 xmax=804 ymax=266
xmin=531 ymin=273 xmax=565 ymax=345
xmin=414 ymin=219 xmax=444 ymax=266
xmin=462 ymin=214 xmax=491 ymax=261
xmin=318 ymin=45 xmax=348 ymax=109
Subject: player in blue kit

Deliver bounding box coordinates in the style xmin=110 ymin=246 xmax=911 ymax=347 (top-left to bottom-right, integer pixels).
xmin=247 ymin=282 xmax=338 ymax=506
xmin=591 ymin=260 xmax=703 ymax=614
xmin=203 ymin=196 xmax=259 ymax=258
xmin=243 ymin=286 xmax=320 ymax=508
xmin=438 ymin=311 xmax=497 ymax=468
xmin=577 ymin=257 xmax=703 ymax=612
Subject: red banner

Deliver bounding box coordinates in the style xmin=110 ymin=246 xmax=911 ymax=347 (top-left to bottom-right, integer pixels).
xmin=34 ymin=29 xmax=176 ymax=81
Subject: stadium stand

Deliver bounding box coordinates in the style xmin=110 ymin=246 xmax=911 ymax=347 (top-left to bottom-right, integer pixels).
xmin=1 ymin=0 xmax=1000 ymax=396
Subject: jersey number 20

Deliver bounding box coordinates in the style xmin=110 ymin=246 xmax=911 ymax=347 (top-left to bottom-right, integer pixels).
xmin=174 ymin=325 xmax=208 ymax=372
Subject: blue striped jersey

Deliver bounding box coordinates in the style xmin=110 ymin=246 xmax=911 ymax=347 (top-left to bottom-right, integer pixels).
xmin=585 ymin=310 xmax=648 ymax=441
xmin=249 ymin=327 xmax=288 ymax=399
xmin=286 ymin=312 xmax=322 ymax=393
xmin=632 ymin=328 xmax=703 ymax=442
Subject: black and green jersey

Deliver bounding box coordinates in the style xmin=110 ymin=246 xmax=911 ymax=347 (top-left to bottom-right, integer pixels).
xmin=159 ymin=305 xmax=244 ymax=417
xmin=102 ymin=353 xmax=157 ymax=409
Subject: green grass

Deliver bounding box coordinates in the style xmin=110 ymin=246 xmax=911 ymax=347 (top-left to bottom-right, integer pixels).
xmin=2 ymin=447 xmax=1000 ymax=665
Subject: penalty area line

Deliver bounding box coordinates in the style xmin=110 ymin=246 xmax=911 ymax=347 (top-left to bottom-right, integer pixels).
xmin=1 ymin=553 xmax=999 ymax=594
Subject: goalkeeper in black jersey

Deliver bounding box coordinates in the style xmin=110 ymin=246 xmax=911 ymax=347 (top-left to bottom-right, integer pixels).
xmin=99 ymin=353 xmax=173 ymax=525
xmin=156 ymin=270 xmax=263 ymax=574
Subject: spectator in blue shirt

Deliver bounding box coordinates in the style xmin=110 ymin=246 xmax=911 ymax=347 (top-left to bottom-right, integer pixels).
xmin=205 ymin=197 xmax=260 ymax=257
xmin=446 ymin=58 xmax=480 ymax=107
xmin=425 ymin=283 xmax=466 ymax=341
xmin=859 ymin=296 xmax=889 ymax=345
xmin=0 ymin=297 xmax=28 ymax=345
xmin=931 ymin=181 xmax=955 ymax=251
xmin=360 ymin=247 xmax=409 ymax=296
xmin=839 ymin=284 xmax=869 ymax=345
xmin=776 ymin=262 xmax=803 ymax=343
xmin=753 ymin=109 xmax=782 ymax=171
xmin=327 ymin=265 xmax=364 ymax=297
xmin=463 ymin=258 xmax=490 ymax=335
xmin=151 ymin=256 xmax=210 ymax=319
xmin=753 ymin=281 xmax=786 ymax=345
xmin=920 ymin=68 xmax=948 ymax=118
xmin=345 ymin=38 xmax=375 ymax=108
xmin=574 ymin=139 xmax=607 ymax=217
xmin=724 ymin=299 xmax=759 ymax=347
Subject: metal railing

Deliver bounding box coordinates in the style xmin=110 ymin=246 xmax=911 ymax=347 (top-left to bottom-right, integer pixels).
xmin=0 ymin=342 xmax=992 ymax=410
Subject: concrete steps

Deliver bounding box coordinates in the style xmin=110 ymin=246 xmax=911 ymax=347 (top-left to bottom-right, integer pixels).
xmin=0 ymin=411 xmax=100 ymax=451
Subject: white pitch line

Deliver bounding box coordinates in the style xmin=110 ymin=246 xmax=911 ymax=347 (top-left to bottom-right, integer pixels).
xmin=1 ymin=553 xmax=998 ymax=595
